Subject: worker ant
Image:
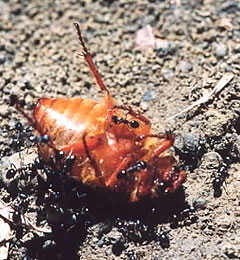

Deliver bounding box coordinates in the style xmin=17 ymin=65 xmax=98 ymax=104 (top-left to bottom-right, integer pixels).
xmin=212 ymin=160 xmax=229 ymax=198
xmin=117 ymin=161 xmax=147 ymax=180
xmin=112 ymin=115 xmax=140 ymax=129
xmin=170 ymin=205 xmax=197 ymax=228
xmin=11 ymin=192 xmax=29 ymax=239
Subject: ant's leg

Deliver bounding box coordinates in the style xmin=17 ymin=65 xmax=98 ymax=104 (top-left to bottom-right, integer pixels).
xmin=82 ymin=133 xmax=106 ymax=187
xmin=132 ymin=168 xmax=151 ymax=201
xmin=113 ymin=105 xmax=151 ymax=125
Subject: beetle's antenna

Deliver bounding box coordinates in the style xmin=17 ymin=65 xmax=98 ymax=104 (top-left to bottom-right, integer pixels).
xmin=73 ymin=22 xmax=109 ymax=94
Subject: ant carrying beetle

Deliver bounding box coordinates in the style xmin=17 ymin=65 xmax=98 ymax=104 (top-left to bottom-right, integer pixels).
xmin=11 ymin=23 xmax=186 ymax=202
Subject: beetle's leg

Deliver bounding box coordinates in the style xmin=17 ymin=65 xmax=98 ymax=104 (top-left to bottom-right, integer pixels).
xmin=136 ymin=133 xmax=175 ymax=157
xmin=61 ymin=134 xmax=104 ymax=156
xmin=74 ymin=23 xmax=113 ymax=107
xmin=113 ymin=105 xmax=151 ymax=125
xmin=73 ymin=23 xmax=114 ymax=125
xmin=138 ymin=133 xmax=186 ymax=192
xmin=133 ymin=168 xmax=151 ymax=201
xmin=137 ymin=133 xmax=177 ymax=183
xmin=106 ymin=154 xmax=134 ymax=188
xmin=74 ymin=23 xmax=109 ymax=93
xmin=82 ymin=133 xmax=106 ymax=187
xmin=165 ymin=170 xmax=186 ymax=193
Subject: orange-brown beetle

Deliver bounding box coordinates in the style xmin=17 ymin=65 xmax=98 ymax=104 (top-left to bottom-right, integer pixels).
xmin=13 ymin=23 xmax=186 ymax=202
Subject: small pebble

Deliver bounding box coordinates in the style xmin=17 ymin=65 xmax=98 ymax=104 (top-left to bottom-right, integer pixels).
xmin=215 ymin=43 xmax=228 ymax=58
xmin=155 ymin=39 xmax=173 ymax=57
xmin=179 ymin=60 xmax=192 ymax=73
xmin=162 ymin=68 xmax=175 ymax=81
xmin=105 ymin=249 xmax=112 ymax=256
xmin=193 ymin=198 xmax=207 ymax=210
xmin=0 ymin=54 xmax=6 ymax=64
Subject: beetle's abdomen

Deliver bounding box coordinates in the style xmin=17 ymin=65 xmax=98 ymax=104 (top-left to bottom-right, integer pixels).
xmin=33 ymin=98 xmax=107 ymax=148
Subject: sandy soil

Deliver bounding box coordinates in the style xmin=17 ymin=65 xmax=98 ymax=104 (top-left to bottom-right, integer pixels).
xmin=0 ymin=0 xmax=240 ymax=259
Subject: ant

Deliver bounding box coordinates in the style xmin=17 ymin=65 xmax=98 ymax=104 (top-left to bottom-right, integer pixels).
xmin=117 ymin=161 xmax=148 ymax=179
xmin=12 ymin=193 xmax=29 ymax=225
xmin=5 ymin=161 xmax=39 ymax=182
xmin=112 ymin=115 xmax=139 ymax=128
xmin=11 ymin=192 xmax=29 ymax=239
xmin=158 ymin=229 xmax=170 ymax=249
xmin=8 ymin=121 xmax=35 ymax=152
xmin=170 ymin=205 xmax=197 ymax=228
xmin=212 ymin=160 xmax=229 ymax=198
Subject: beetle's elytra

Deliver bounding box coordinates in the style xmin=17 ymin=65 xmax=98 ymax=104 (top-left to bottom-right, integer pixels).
xmin=14 ymin=23 xmax=186 ymax=202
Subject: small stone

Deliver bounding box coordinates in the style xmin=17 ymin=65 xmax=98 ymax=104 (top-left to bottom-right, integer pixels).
xmin=0 ymin=54 xmax=6 ymax=64
xmin=126 ymin=24 xmax=138 ymax=33
xmin=105 ymin=249 xmax=111 ymax=256
xmin=215 ymin=215 xmax=232 ymax=230
xmin=143 ymin=89 xmax=152 ymax=102
xmin=203 ymin=152 xmax=222 ymax=169
xmin=215 ymin=43 xmax=228 ymax=58
xmin=155 ymin=39 xmax=174 ymax=57
xmin=179 ymin=60 xmax=192 ymax=73
xmin=162 ymin=68 xmax=174 ymax=81
xmin=193 ymin=198 xmax=207 ymax=210
xmin=140 ymin=101 xmax=148 ymax=111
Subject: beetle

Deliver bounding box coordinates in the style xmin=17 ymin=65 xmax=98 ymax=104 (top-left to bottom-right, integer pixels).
xmin=12 ymin=23 xmax=186 ymax=202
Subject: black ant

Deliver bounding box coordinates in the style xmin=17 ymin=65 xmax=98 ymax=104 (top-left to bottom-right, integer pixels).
xmin=8 ymin=121 xmax=35 ymax=152
xmin=117 ymin=161 xmax=147 ymax=179
xmin=158 ymin=230 xmax=170 ymax=249
xmin=12 ymin=193 xmax=29 ymax=225
xmin=212 ymin=161 xmax=229 ymax=198
xmin=6 ymin=164 xmax=18 ymax=179
xmin=12 ymin=192 xmax=29 ymax=239
xmin=5 ymin=161 xmax=39 ymax=182
xmin=170 ymin=206 xmax=197 ymax=228
xmin=112 ymin=115 xmax=139 ymax=128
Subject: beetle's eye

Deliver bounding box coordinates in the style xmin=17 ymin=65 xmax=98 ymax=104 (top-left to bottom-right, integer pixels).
xmin=130 ymin=120 xmax=139 ymax=128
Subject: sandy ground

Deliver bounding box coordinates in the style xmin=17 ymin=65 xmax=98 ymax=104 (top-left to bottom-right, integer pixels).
xmin=0 ymin=0 xmax=240 ymax=259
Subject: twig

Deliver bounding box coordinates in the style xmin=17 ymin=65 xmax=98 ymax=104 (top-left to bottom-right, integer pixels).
xmin=167 ymin=73 xmax=234 ymax=120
